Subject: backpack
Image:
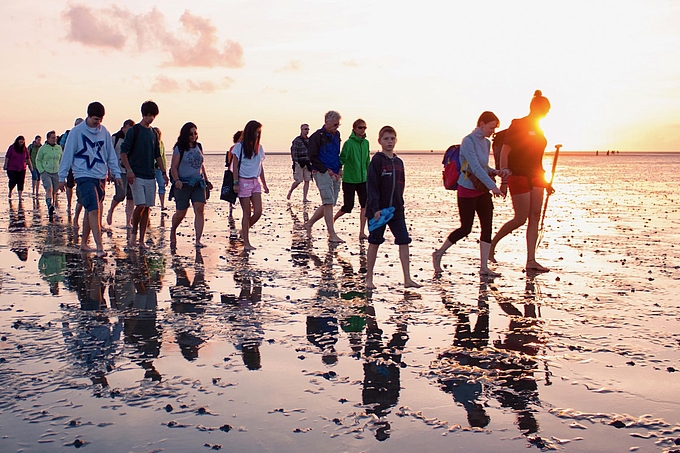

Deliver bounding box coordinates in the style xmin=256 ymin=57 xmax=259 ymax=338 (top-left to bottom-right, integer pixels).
xmin=491 ymin=129 xmax=507 ymax=170
xmin=442 ymin=145 xmax=462 ymax=190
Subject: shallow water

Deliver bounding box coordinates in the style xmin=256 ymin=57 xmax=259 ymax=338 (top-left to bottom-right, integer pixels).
xmin=0 ymin=153 xmax=679 ymax=452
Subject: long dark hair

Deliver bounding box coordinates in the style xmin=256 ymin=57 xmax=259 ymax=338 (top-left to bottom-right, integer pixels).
xmin=174 ymin=122 xmax=198 ymax=152
xmin=240 ymin=120 xmax=262 ymax=159
xmin=13 ymin=136 xmax=26 ymax=153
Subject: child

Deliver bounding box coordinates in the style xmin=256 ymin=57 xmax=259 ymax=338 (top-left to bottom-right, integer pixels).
xmin=365 ymin=126 xmax=421 ymax=290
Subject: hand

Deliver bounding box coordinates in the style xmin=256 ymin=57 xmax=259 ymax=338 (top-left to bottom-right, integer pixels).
xmin=162 ymin=173 xmax=169 ymax=186
xmin=126 ymin=171 xmax=136 ymax=185
xmin=175 ymin=180 xmax=183 ymax=190
xmin=263 ymin=184 xmax=270 ymax=194
xmin=58 ymin=181 xmax=66 ymax=192
xmin=115 ymin=178 xmax=123 ymax=189
xmin=492 ymin=187 xmax=503 ymax=197
xmin=374 ymin=212 xmax=381 ymax=221
xmin=547 ymin=184 xmax=555 ymax=195
xmin=500 ymin=183 xmax=508 ymax=198
xmin=233 ymin=183 xmax=239 ymax=194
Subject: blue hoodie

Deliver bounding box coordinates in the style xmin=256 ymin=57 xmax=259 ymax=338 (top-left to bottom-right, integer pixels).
xmin=59 ymin=120 xmax=121 ymax=182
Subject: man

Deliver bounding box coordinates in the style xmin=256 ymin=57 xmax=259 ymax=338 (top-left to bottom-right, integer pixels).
xmin=58 ymin=102 xmax=122 ymax=257
xmin=286 ymin=123 xmax=312 ymax=202
xmin=303 ymin=111 xmax=344 ymax=243
xmin=35 ymin=131 xmax=62 ymax=221
xmin=106 ymin=119 xmax=135 ymax=228
xmin=119 ymin=101 xmax=168 ymax=249
xmin=27 ymin=135 xmax=42 ymax=199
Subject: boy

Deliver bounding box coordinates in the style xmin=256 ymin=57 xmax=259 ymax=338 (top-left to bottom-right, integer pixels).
xmin=365 ymin=126 xmax=421 ymax=290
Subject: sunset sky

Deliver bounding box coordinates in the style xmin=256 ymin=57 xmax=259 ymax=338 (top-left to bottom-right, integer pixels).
xmin=1 ymin=0 xmax=679 ymax=152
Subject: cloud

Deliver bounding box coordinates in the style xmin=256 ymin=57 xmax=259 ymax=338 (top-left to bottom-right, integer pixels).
xmin=151 ymin=75 xmax=234 ymax=94
xmin=62 ymin=5 xmax=244 ymax=68
xmin=342 ymin=60 xmax=358 ymax=67
xmin=276 ymin=60 xmax=302 ymax=73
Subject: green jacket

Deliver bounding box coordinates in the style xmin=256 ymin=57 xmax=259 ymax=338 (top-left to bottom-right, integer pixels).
xmin=28 ymin=143 xmax=41 ymax=168
xmin=36 ymin=143 xmax=63 ymax=174
xmin=340 ymin=132 xmax=370 ymax=183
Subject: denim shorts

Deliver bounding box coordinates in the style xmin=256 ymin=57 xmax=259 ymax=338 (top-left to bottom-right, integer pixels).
xmin=75 ymin=178 xmax=106 ymax=212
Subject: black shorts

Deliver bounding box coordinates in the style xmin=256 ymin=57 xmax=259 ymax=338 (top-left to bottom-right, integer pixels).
xmin=340 ymin=182 xmax=367 ymax=213
xmin=66 ymin=169 xmax=75 ymax=189
xmin=368 ymin=213 xmax=411 ymax=245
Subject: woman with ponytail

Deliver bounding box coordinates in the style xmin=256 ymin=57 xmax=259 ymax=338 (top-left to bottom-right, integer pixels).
xmin=489 ymin=90 xmax=552 ymax=272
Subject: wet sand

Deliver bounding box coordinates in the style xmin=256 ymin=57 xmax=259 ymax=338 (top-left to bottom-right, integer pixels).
xmin=0 ymin=153 xmax=679 ymax=452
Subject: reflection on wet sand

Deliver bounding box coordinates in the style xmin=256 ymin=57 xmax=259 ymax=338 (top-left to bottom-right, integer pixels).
xmin=435 ymin=275 xmax=545 ymax=440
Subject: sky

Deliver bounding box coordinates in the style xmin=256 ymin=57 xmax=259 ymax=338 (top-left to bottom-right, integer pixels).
xmin=2 ymin=0 xmax=680 ymax=153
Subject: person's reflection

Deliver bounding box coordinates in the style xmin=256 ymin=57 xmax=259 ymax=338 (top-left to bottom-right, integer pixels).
xmin=336 ymin=247 xmax=368 ymax=358
xmin=438 ymin=277 xmax=491 ymax=428
xmin=78 ymin=253 xmax=108 ymax=311
xmin=123 ymin=249 xmax=162 ymax=381
xmin=288 ymin=204 xmax=312 ymax=267
xmin=170 ymin=249 xmax=211 ymax=361
xmin=8 ymin=199 xmax=26 ymax=232
xmin=39 ymin=224 xmax=68 ymax=295
xmin=361 ymin=291 xmax=414 ymax=441
xmin=306 ymin=244 xmax=341 ymax=365
xmin=222 ymin=254 xmax=264 ymax=370
xmin=492 ymin=277 xmax=544 ymax=435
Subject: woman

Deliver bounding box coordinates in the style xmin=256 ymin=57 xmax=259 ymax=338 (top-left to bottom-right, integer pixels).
xmin=333 ymin=118 xmax=371 ymax=240
xmin=433 ymin=112 xmax=506 ymax=276
xmin=489 ymin=90 xmax=552 ymax=272
xmin=169 ymin=122 xmax=211 ymax=249
xmin=3 ymin=136 xmax=33 ymax=200
xmin=153 ymin=127 xmax=167 ymax=210
xmin=232 ymin=120 xmax=269 ymax=252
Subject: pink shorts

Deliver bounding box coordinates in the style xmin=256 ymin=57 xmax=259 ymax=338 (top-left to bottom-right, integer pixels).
xmin=238 ymin=178 xmax=261 ymax=198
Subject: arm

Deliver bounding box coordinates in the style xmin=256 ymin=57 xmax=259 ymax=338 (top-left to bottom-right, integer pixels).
xmin=104 ymin=134 xmax=122 ymax=181
xmin=231 ymin=155 xmax=240 ymax=193
xmin=154 ymin=138 xmax=167 ymax=185
xmin=24 ymin=149 xmax=33 ymax=171
xmin=259 ymin=166 xmax=269 ymax=194
xmin=170 ymin=152 xmax=182 ymax=190
xmin=58 ymin=136 xmax=76 ymax=190
xmin=35 ymin=147 xmax=45 ymax=174
xmin=366 ymin=158 xmax=380 ymax=216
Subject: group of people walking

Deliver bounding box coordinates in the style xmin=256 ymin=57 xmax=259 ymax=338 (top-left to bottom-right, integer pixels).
xmin=4 ymin=90 xmax=555 ymax=286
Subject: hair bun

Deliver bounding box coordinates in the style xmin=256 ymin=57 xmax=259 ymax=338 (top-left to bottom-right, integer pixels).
xmin=534 ymin=90 xmax=543 ymax=97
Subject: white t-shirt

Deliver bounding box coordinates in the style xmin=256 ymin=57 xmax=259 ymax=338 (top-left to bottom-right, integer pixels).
xmin=233 ymin=143 xmax=265 ymax=179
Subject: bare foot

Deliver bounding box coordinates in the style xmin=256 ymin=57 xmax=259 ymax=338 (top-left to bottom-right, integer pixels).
xmin=480 ymin=268 xmax=501 ymax=277
xmin=139 ymin=241 xmax=149 ymax=250
xmin=106 ymin=209 xmax=113 ymax=226
xmin=328 ymin=235 xmax=345 ymax=244
xmin=526 ymin=260 xmax=550 ymax=272
xmin=80 ymin=244 xmax=96 ymax=252
xmin=96 ymin=249 xmax=107 ymax=258
xmin=432 ymin=250 xmax=444 ymax=274
xmin=404 ymin=280 xmax=422 ymax=288
xmin=303 ymin=199 xmax=311 ymax=203
xmin=244 ymin=244 xmax=256 ymax=251
xmin=286 ymin=192 xmax=292 ymax=200
xmin=488 ymin=250 xmax=497 ymax=264
xmin=195 ymin=242 xmax=206 ymax=248
xmin=359 ymin=233 xmax=368 ymax=241
xmin=366 ymin=280 xmax=376 ymax=290
xmin=128 ymin=231 xmax=137 ymax=248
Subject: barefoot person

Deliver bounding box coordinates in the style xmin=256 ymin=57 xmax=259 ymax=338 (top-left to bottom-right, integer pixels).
xmin=4 ymin=136 xmax=33 ymax=201
xmin=58 ymin=102 xmax=123 ymax=257
xmin=106 ymin=119 xmax=135 ymax=228
xmin=286 ymin=124 xmax=312 ymax=202
xmin=119 ymin=101 xmax=168 ymax=250
xmin=232 ymin=120 xmax=269 ymax=252
xmin=334 ymin=118 xmax=370 ymax=240
xmin=27 ymin=135 xmax=42 ymax=199
xmin=432 ymin=112 xmax=506 ymax=277
xmin=169 ymin=122 xmax=210 ymax=249
xmin=304 ymin=111 xmax=344 ymax=243
xmin=489 ymin=90 xmax=552 ymax=272
xmin=35 ymin=131 xmax=63 ymax=222
xmin=365 ymin=126 xmax=421 ymax=290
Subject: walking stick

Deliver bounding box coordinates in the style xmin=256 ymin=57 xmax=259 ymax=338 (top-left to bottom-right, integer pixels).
xmin=537 ymin=144 xmax=562 ymax=248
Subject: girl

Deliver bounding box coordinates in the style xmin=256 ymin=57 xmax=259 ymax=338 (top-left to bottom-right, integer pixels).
xmin=232 ymin=120 xmax=269 ymax=252
xmin=4 ymin=136 xmax=33 ymax=200
xmin=169 ymin=122 xmax=211 ymax=249
xmin=433 ymin=112 xmax=506 ymax=276
xmin=489 ymin=90 xmax=552 ymax=272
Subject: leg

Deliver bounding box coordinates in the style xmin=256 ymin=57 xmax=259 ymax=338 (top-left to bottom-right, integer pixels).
xmin=193 ymin=202 xmax=206 ymax=246
xmin=302 ymin=180 xmax=310 ymax=202
xmin=66 ymin=187 xmax=73 ymax=212
xmin=400 ymin=244 xmax=422 ymax=288
xmin=170 ymin=208 xmax=188 ymax=247
xmin=139 ymin=207 xmax=150 ymax=249
xmin=366 ymin=243 xmax=379 ymax=290
xmin=74 ymin=202 xmax=83 ymax=229
xmin=526 ymin=187 xmax=549 ymax=271
xmin=125 ymin=199 xmax=134 ymax=228
xmin=88 ymin=209 xmax=106 ymax=257
xmin=129 ymin=205 xmax=145 ymax=247
xmin=433 ymin=195 xmax=476 ymax=273
xmin=476 ymin=193 xmax=500 ymax=276
xmin=239 ymin=197 xmax=255 ymax=251
xmin=304 ymin=205 xmax=325 ymax=229
xmin=249 ymin=192 xmax=263 ymax=227
xmin=287 ymin=181 xmax=301 ymax=200
xmin=359 ymin=208 xmax=368 ymax=240
xmin=81 ymin=210 xmax=94 ymax=252
xmin=324 ymin=204 xmax=344 ymax=243
xmin=107 ymin=198 xmax=120 ymax=225
xmin=489 ymin=192 xmax=530 ymax=263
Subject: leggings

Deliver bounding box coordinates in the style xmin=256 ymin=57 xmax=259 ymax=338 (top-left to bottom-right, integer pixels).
xmin=7 ymin=170 xmax=26 ymax=192
xmin=447 ymin=192 xmax=493 ymax=244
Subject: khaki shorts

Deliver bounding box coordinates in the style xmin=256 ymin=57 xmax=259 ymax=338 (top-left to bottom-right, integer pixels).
xmin=313 ymin=171 xmax=340 ymax=206
xmin=130 ymin=177 xmax=157 ymax=207
xmin=293 ymin=162 xmax=312 ymax=182
xmin=40 ymin=172 xmax=59 ymax=193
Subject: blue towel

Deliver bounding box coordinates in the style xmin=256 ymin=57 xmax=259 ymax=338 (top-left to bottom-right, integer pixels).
xmin=368 ymin=207 xmax=395 ymax=232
